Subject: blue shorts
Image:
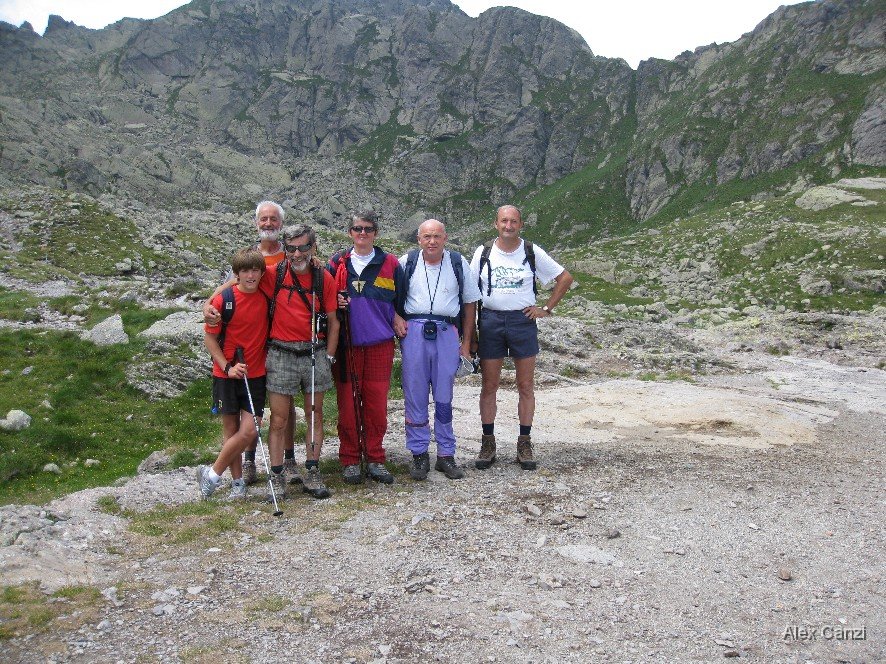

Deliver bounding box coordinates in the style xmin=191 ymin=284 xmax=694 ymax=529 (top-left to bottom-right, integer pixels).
xmin=212 ymin=376 xmax=266 ymax=416
xmin=478 ymin=309 xmax=539 ymax=360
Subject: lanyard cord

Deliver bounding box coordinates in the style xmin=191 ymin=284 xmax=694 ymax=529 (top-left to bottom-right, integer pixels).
xmin=423 ymin=255 xmax=443 ymax=316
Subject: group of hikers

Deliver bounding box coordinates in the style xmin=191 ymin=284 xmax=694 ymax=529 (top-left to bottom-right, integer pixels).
xmin=196 ymin=201 xmax=573 ymax=502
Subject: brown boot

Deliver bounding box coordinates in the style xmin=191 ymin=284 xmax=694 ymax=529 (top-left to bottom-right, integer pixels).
xmin=475 ymin=434 xmax=496 ymax=469
xmin=517 ymin=435 xmax=537 ymax=470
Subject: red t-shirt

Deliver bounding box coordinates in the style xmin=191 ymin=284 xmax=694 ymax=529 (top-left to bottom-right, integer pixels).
xmin=205 ymin=287 xmax=269 ymax=378
xmin=260 ymin=265 xmax=338 ymax=342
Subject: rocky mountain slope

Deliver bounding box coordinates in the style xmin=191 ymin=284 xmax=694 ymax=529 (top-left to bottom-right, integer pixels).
xmin=0 ymin=0 xmax=883 ymax=239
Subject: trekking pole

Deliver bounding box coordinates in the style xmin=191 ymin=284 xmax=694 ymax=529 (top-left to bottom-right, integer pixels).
xmin=235 ymin=347 xmax=283 ymax=517
xmin=309 ymin=270 xmax=317 ymax=461
xmin=338 ymin=290 xmax=368 ymax=478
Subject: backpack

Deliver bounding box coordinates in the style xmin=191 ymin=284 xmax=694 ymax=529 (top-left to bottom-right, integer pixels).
xmin=477 ymin=239 xmax=537 ymax=296
xmin=404 ymin=248 xmax=466 ymax=334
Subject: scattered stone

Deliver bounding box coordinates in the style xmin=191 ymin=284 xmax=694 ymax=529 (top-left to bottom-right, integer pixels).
xmin=778 ymin=568 xmax=792 ymax=581
xmin=43 ymin=463 xmax=61 ymax=475
xmin=606 ymin=528 xmax=621 ymax=539
xmin=101 ymin=587 xmax=123 ymax=607
xmin=524 ymin=503 xmax=543 ymax=517
xmin=0 ymin=409 xmax=31 ymax=431
xmin=84 ymin=459 xmax=100 ymax=468
xmin=572 ymin=509 xmax=588 ymax=519
xmin=557 ymin=545 xmax=617 ymax=565
xmin=137 ymin=451 xmax=171 ymax=474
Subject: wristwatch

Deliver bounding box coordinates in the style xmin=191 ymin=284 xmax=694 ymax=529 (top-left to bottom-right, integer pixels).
xmin=224 ymin=362 xmax=232 ymax=375
xmin=541 ymin=305 xmax=552 ymax=315
xmin=327 ymin=354 xmax=336 ymax=364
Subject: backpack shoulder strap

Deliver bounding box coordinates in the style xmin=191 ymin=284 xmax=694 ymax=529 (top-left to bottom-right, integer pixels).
xmin=523 ymin=240 xmax=537 ymax=295
xmin=404 ymin=249 xmax=420 ymax=283
xmin=218 ymin=286 xmax=236 ymax=348
xmin=267 ymin=260 xmax=289 ymax=327
xmin=479 ymin=240 xmax=495 ymax=296
xmin=448 ymin=250 xmax=464 ymax=299
xmin=312 ymin=265 xmax=325 ymax=312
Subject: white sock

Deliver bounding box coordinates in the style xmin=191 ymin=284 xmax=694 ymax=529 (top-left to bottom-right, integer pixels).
xmin=207 ymin=468 xmax=221 ymax=483
xmin=231 ymin=478 xmax=245 ymax=486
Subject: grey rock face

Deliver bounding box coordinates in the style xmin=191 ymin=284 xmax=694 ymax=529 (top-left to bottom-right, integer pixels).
xmin=0 ymin=0 xmax=882 ymax=232
xmin=80 ymin=314 xmax=129 ymax=346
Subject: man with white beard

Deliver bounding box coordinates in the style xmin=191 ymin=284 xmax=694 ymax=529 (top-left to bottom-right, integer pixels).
xmin=204 ymin=201 xmax=300 ymax=485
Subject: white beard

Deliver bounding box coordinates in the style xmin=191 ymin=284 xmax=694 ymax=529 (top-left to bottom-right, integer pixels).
xmin=259 ymin=229 xmax=279 ymax=241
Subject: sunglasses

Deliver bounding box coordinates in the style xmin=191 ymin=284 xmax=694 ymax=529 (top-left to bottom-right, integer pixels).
xmin=284 ymin=240 xmax=314 ymax=254
xmin=350 ymin=226 xmax=376 ymax=234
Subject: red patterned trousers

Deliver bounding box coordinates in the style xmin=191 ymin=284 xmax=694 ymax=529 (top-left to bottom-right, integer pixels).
xmin=335 ymin=339 xmax=394 ymax=465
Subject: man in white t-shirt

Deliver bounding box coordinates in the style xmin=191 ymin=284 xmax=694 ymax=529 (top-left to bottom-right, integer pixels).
xmin=469 ymin=205 xmax=573 ymax=470
xmin=398 ymin=219 xmax=482 ymax=481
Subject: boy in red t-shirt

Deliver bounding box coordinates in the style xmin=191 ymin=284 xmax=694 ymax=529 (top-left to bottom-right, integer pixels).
xmin=198 ymin=248 xmax=269 ymax=499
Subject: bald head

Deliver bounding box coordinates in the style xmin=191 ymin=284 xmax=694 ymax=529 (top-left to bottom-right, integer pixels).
xmin=417 ymin=218 xmax=447 ymax=263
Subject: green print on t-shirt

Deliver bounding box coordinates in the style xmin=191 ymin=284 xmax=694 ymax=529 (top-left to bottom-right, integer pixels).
xmin=492 ymin=265 xmax=525 ymax=290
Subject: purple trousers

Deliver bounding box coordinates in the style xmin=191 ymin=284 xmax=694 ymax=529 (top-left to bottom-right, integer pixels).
xmin=401 ymin=319 xmax=461 ymax=457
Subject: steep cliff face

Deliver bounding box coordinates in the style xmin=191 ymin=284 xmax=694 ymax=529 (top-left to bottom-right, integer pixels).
xmin=0 ymin=0 xmax=882 ymax=234
xmin=625 ymin=0 xmax=885 ymax=220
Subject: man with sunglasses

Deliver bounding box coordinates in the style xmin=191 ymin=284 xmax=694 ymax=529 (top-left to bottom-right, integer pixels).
xmin=328 ymin=211 xmax=406 ymax=485
xmin=258 ymin=224 xmax=339 ymax=499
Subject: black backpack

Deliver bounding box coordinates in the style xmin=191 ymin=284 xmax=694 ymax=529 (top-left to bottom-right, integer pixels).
xmin=404 ymin=248 xmax=466 ymax=335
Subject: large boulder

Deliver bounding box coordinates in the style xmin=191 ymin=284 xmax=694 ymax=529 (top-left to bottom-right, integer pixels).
xmin=81 ymin=314 xmax=129 ymax=346
xmin=0 ymin=410 xmax=31 ymax=431
xmin=138 ymin=311 xmax=203 ymax=343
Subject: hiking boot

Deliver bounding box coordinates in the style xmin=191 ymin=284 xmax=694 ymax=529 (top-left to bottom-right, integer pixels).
xmin=302 ymin=467 xmax=331 ymax=499
xmin=410 ymin=452 xmax=430 ymax=481
xmin=242 ymin=460 xmax=257 ymax=486
xmin=475 ymin=434 xmax=496 ymax=470
xmin=368 ymin=462 xmax=394 ymax=484
xmin=268 ymin=471 xmax=287 ymax=501
xmin=196 ymin=465 xmax=220 ymax=499
xmin=434 ymin=456 xmax=465 ymax=480
xmin=342 ymin=464 xmax=363 ymax=485
xmin=227 ymin=478 xmax=247 ymax=501
xmin=517 ymin=435 xmax=537 ymax=471
xmin=283 ymin=458 xmax=302 ymax=485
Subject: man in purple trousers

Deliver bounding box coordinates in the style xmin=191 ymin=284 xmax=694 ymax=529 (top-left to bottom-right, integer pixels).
xmin=396 ymin=219 xmax=481 ymax=480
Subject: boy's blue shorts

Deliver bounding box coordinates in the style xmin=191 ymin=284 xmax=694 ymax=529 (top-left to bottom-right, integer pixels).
xmin=212 ymin=376 xmax=266 ymax=416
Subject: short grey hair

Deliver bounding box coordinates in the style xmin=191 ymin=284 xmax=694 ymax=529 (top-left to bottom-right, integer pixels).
xmin=351 ymin=210 xmax=379 ymax=229
xmin=255 ymin=200 xmax=285 ymax=222
xmin=496 ymin=204 xmax=522 ymax=220
xmin=281 ymin=224 xmax=316 ymax=245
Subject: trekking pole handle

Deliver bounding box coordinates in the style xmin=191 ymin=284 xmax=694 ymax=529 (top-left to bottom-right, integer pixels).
xmin=235 ymin=347 xmax=245 ymax=365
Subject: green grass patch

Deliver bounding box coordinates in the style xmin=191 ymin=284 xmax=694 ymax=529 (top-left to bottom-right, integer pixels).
xmin=0 ymin=582 xmax=102 ymax=640
xmin=0 ymin=329 xmax=220 ymax=505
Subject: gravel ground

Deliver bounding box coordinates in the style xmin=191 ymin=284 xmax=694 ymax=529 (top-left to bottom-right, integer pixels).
xmin=1 ymin=328 xmax=883 ymax=663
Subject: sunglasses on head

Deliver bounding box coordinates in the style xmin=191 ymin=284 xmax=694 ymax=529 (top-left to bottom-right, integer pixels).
xmin=350 ymin=225 xmax=376 ymax=234
xmin=284 ymin=240 xmax=314 ymax=253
